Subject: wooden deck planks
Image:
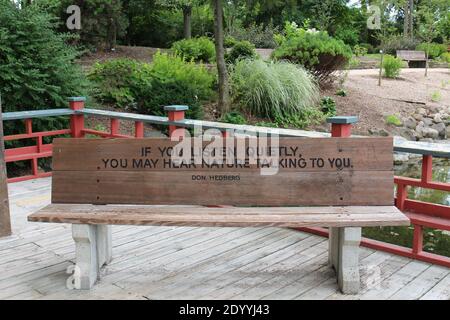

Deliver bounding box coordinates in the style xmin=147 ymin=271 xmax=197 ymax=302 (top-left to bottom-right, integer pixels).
xmin=0 ymin=178 xmax=448 ymax=300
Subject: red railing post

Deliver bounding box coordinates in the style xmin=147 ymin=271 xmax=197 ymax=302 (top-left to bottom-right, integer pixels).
xmin=135 ymin=121 xmax=144 ymax=138
xmin=110 ymin=118 xmax=119 ymax=136
xmin=396 ymin=183 xmax=407 ymax=211
xmin=421 ymin=155 xmax=433 ymax=183
xmin=412 ymin=224 xmax=424 ymax=254
xmin=165 ymin=105 xmax=188 ymax=138
xmin=69 ymin=97 xmax=85 ymax=138
xmin=327 ymin=116 xmax=358 ymax=138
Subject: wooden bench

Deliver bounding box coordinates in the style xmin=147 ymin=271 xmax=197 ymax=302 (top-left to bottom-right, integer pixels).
xmin=28 ymin=137 xmax=409 ymax=294
xmin=396 ymin=50 xmax=427 ymax=68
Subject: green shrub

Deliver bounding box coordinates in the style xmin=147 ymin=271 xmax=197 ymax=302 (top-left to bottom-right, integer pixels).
xmin=224 ymin=35 xmax=237 ymax=48
xmin=336 ymin=89 xmax=347 ymax=97
xmin=321 ymin=97 xmax=337 ymax=116
xmin=171 ymin=37 xmax=215 ymax=63
xmin=221 ymin=111 xmax=247 ymax=125
xmin=382 ymin=55 xmax=402 ymax=78
xmin=226 ymin=40 xmax=257 ymax=64
xmin=272 ymin=22 xmax=352 ymax=84
xmin=143 ymin=52 xmax=215 ymax=119
xmin=88 ymin=59 xmax=152 ymax=108
xmin=416 ymin=43 xmax=447 ymax=59
xmin=385 ymin=114 xmax=402 ymax=126
xmin=439 ymin=52 xmax=450 ymax=63
xmin=430 ymin=91 xmax=442 ymax=102
xmin=230 ymin=59 xmax=319 ymax=119
xmin=353 ymin=44 xmax=368 ymax=57
xmin=273 ymin=108 xmax=325 ymax=129
xmin=0 ymin=2 xmax=87 ymax=114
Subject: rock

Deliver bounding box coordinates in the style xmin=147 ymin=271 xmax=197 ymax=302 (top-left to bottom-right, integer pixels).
xmin=421 ymin=127 xmax=439 ymax=139
xmin=429 ymin=105 xmax=440 ymax=114
xmin=433 ymin=114 xmax=443 ymax=123
xmin=413 ymin=113 xmax=423 ymax=121
xmin=398 ymin=128 xmax=416 ymax=141
xmin=368 ymin=128 xmax=389 ymax=136
xmin=417 ymin=107 xmax=427 ymax=116
xmin=423 ymin=117 xmax=433 ymax=126
xmin=394 ymin=152 xmax=410 ymax=164
xmin=404 ymin=117 xmax=417 ymax=129
xmin=419 ymin=138 xmax=434 ymax=143
xmin=447 ymin=126 xmax=450 ymax=138
xmin=431 ymin=122 xmax=446 ymax=138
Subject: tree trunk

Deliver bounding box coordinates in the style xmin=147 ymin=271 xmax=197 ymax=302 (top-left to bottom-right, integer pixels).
xmin=212 ymin=0 xmax=230 ymax=114
xmin=409 ymin=0 xmax=414 ymax=40
xmin=0 ymin=95 xmax=12 ymax=238
xmin=425 ymin=43 xmax=429 ymax=77
xmin=183 ymin=5 xmax=192 ymax=39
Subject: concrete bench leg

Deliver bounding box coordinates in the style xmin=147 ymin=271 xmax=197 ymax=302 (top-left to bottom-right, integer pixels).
xmin=72 ymin=224 xmax=112 ymax=289
xmin=328 ymin=227 xmax=361 ymax=294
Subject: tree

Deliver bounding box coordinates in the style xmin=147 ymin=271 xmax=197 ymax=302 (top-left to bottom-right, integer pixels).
xmin=416 ymin=0 xmax=440 ymax=77
xmin=212 ymin=0 xmax=230 ymax=113
xmin=158 ymin=0 xmax=205 ymax=39
xmin=0 ymin=94 xmax=11 ymax=238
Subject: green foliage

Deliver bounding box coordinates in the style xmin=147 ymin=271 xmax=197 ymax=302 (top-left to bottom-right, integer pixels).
xmin=416 ymin=43 xmax=448 ymax=59
xmin=430 ymin=91 xmax=442 ymax=102
xmin=221 ymin=111 xmax=247 ymax=125
xmin=439 ymin=52 xmax=450 ymax=63
xmin=0 ymin=1 xmax=87 ymax=114
xmin=142 ymin=52 xmax=215 ymax=119
xmin=171 ymin=36 xmax=216 ymax=63
xmin=385 ymin=114 xmax=402 ymax=126
xmin=336 ymin=89 xmax=347 ymax=97
xmin=382 ymin=55 xmax=402 ymax=78
xmin=272 ymin=108 xmax=325 ymax=129
xmin=88 ymin=59 xmax=152 ymax=108
xmin=320 ymin=97 xmax=337 ymax=116
xmin=225 ymin=40 xmax=257 ymax=64
xmin=230 ymin=59 xmax=319 ymax=120
xmin=224 ymin=35 xmax=238 ymax=48
xmin=353 ymin=44 xmax=368 ymax=57
xmin=227 ymin=22 xmax=279 ymax=49
xmin=273 ymin=22 xmax=352 ymax=84
xmin=88 ymin=52 xmax=215 ymax=119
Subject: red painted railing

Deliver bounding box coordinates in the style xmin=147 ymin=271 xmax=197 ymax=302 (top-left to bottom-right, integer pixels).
xmin=2 ymin=97 xmax=449 ymax=268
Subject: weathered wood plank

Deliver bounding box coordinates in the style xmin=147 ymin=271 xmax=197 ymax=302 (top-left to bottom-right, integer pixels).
xmin=50 ymin=170 xmax=394 ymax=206
xmin=28 ymin=204 xmax=409 ymax=227
xmin=52 ymin=137 xmax=393 ymax=172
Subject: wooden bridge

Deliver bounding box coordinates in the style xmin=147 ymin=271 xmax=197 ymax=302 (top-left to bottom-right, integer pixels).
xmin=0 ymin=97 xmax=449 ymax=299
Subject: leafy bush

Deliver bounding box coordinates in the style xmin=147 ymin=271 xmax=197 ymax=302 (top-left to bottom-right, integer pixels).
xmin=221 ymin=111 xmax=247 ymax=125
xmin=230 ymin=59 xmax=319 ymax=119
xmin=416 ymin=43 xmax=448 ymax=59
xmin=385 ymin=115 xmax=402 ymax=126
xmin=439 ymin=52 xmax=450 ymax=63
xmin=336 ymin=89 xmax=347 ymax=97
xmin=321 ymin=97 xmax=337 ymax=116
xmin=88 ymin=59 xmax=152 ymax=108
xmin=226 ymin=40 xmax=257 ymax=64
xmin=272 ymin=108 xmax=325 ymax=129
xmin=142 ymin=52 xmax=215 ymax=119
xmin=430 ymin=91 xmax=442 ymax=102
xmin=227 ymin=22 xmax=279 ymax=49
xmin=171 ymin=37 xmax=216 ymax=63
xmin=0 ymin=2 xmax=87 ymax=114
xmin=382 ymin=55 xmax=402 ymax=78
xmin=380 ymin=35 xmax=419 ymax=55
xmin=353 ymin=44 xmax=368 ymax=57
xmin=272 ymin=22 xmax=352 ymax=84
xmin=224 ymin=35 xmax=238 ymax=48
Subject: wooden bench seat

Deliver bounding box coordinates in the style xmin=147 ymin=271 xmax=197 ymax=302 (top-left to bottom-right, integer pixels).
xmin=28 ymin=137 xmax=409 ymax=294
xmin=396 ymin=50 xmax=427 ymax=68
xmin=29 ymin=204 xmax=407 ymax=228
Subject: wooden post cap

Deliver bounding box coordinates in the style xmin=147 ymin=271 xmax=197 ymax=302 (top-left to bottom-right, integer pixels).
xmin=67 ymin=97 xmax=86 ymax=102
xmin=326 ymin=116 xmax=358 ymax=124
xmin=164 ymin=105 xmax=189 ymax=112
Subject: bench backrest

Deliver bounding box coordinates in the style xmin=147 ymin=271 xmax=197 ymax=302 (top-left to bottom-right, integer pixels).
xmin=396 ymin=50 xmax=426 ymax=60
xmin=51 ymin=137 xmax=394 ymax=206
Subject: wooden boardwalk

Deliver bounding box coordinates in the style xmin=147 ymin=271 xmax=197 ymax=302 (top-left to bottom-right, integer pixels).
xmin=1 ymin=178 xmax=449 ymax=300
